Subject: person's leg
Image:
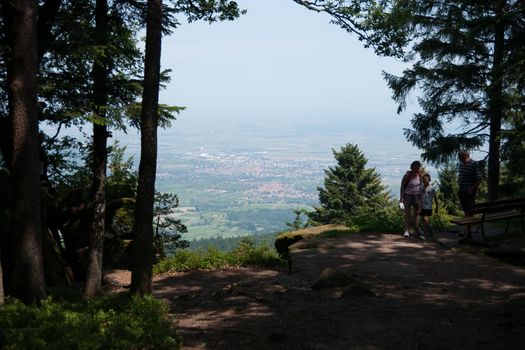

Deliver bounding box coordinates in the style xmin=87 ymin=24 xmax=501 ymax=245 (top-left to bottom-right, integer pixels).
xmin=459 ymin=190 xmax=477 ymax=238
xmin=459 ymin=190 xmax=476 ymax=217
xmin=412 ymin=203 xmax=420 ymax=234
xmin=403 ymin=194 xmax=415 ymax=237
xmin=423 ymin=215 xmax=430 ymax=236
xmin=403 ymin=205 xmax=411 ymax=236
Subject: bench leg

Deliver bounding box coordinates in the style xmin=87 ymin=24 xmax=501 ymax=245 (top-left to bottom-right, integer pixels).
xmin=504 ymin=218 xmax=510 ymax=236
xmin=480 ymin=223 xmax=487 ymax=242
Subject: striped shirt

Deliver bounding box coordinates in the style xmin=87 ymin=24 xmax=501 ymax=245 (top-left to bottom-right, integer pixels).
xmin=458 ymin=159 xmax=483 ymax=190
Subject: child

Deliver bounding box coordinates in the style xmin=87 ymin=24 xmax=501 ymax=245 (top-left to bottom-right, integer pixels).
xmin=418 ymin=174 xmax=439 ymax=240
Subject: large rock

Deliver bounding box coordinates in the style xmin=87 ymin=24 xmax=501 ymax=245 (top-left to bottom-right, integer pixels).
xmin=341 ymin=282 xmax=375 ymax=297
xmin=312 ymin=267 xmax=355 ymax=289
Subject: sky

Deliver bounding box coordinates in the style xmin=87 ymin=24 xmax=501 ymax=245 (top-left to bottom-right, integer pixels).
xmin=46 ymin=0 xmax=427 ymax=175
xmin=160 ymin=0 xmax=414 ymax=125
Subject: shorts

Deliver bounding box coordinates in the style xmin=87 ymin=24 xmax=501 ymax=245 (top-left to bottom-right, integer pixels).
xmin=458 ymin=189 xmax=476 ymax=215
xmin=403 ymin=194 xmax=419 ymax=210
xmin=420 ymin=209 xmax=432 ymax=217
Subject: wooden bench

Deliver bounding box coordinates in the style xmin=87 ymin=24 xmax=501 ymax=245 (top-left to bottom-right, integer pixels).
xmin=451 ymin=197 xmax=525 ymax=241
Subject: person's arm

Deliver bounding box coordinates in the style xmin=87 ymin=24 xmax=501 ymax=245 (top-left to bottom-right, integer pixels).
xmin=400 ymin=174 xmax=406 ymax=202
xmin=418 ymin=190 xmax=423 ymax=212
xmin=469 ymin=179 xmax=482 ymax=194
xmin=469 ymin=161 xmax=483 ymax=193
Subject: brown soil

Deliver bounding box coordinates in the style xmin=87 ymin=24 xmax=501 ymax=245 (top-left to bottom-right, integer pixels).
xmin=105 ymin=232 xmax=525 ymax=350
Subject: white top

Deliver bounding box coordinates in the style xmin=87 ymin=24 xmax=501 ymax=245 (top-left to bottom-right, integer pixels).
xmin=419 ymin=185 xmax=436 ymax=210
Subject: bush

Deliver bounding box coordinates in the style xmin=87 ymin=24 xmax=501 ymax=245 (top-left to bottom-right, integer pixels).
xmin=154 ymin=238 xmax=285 ymax=274
xmin=0 ymin=294 xmax=181 ymax=350
xmin=351 ymin=199 xmax=404 ymax=233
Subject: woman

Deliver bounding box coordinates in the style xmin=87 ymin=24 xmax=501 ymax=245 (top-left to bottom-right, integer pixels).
xmin=400 ymin=161 xmax=422 ymax=237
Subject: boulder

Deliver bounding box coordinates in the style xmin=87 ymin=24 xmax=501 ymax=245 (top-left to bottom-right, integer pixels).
xmin=312 ymin=267 xmax=355 ymax=289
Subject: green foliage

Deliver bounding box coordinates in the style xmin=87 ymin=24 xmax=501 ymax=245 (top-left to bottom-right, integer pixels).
xmin=188 ymin=232 xmax=278 ymax=251
xmin=312 ymin=143 xmax=391 ymax=225
xmin=351 ymin=197 xmax=403 ymax=233
xmin=285 ymin=208 xmax=312 ymax=231
xmin=173 ymin=0 xmax=247 ymax=23
xmin=297 ymin=1 xmax=525 ymax=198
xmin=0 ymin=294 xmax=181 ymax=350
xmin=154 ymin=238 xmax=285 ymax=273
xmin=107 ymin=142 xmax=138 ymax=198
xmin=500 ymin=118 xmax=525 ymax=197
xmin=428 ymin=206 xmax=453 ymax=233
xmin=437 ymin=162 xmax=461 ymax=216
xmin=378 ymin=0 xmax=524 ymax=199
xmin=154 ymin=192 xmax=189 ymax=258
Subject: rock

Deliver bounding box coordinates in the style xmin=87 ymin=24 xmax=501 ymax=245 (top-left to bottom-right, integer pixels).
xmin=312 ymin=268 xmax=354 ymax=289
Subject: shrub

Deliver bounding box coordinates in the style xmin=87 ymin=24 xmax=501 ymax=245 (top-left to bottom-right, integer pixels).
xmin=0 ymin=294 xmax=181 ymax=350
xmin=351 ymin=199 xmax=404 ymax=233
xmin=154 ymin=238 xmax=285 ymax=274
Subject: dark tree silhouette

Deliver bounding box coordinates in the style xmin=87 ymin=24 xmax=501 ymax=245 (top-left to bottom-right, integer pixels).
xmin=131 ymin=0 xmax=163 ymax=295
xmin=85 ymin=0 xmax=109 ymax=298
xmin=6 ymin=0 xmax=46 ymax=303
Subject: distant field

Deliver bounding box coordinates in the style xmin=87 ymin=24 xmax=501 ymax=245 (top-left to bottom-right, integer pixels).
xmin=171 ymin=203 xmax=313 ymax=240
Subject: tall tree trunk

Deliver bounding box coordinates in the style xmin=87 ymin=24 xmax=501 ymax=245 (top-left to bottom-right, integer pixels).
xmin=0 ymin=250 xmax=4 ymax=306
xmin=487 ymin=0 xmax=505 ymax=201
xmin=0 ymin=0 xmax=62 ymax=170
xmin=85 ymin=0 xmax=109 ymax=298
xmin=8 ymin=0 xmax=46 ymax=303
xmin=130 ymin=0 xmax=162 ymax=296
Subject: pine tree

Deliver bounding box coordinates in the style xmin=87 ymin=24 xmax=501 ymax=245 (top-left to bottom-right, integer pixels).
xmin=6 ymin=0 xmax=46 ymax=303
xmin=293 ymin=0 xmax=525 ymax=200
xmin=437 ymin=162 xmax=461 ymax=216
xmin=381 ymin=0 xmax=524 ymax=200
xmin=313 ymin=143 xmax=389 ymax=224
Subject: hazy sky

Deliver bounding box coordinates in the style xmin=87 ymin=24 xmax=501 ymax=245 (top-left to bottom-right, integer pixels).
xmin=160 ymin=0 xmax=413 ymax=125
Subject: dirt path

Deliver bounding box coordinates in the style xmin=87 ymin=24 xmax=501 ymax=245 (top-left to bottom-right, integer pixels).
xmin=106 ymin=232 xmax=525 ymax=349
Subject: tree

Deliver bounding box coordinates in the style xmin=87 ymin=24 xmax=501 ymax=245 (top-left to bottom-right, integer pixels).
xmin=5 ymin=0 xmax=46 ymax=303
xmin=312 ymin=143 xmax=390 ymax=224
xmin=85 ymin=0 xmax=109 ymax=298
xmin=130 ymin=0 xmax=244 ymax=295
xmin=285 ymin=208 xmax=311 ymax=231
xmin=0 ymin=250 xmax=4 ymax=306
xmin=153 ymin=191 xmax=188 ymax=258
xmin=437 ymin=162 xmax=461 ymax=216
xmin=130 ymin=0 xmax=163 ymax=296
xmin=293 ymin=0 xmax=525 ymax=201
xmin=382 ymin=0 xmax=524 ymax=201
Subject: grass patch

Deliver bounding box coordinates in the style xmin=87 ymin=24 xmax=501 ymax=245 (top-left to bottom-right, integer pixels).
xmin=0 ymin=293 xmax=181 ymax=350
xmin=154 ymin=238 xmax=285 ymax=274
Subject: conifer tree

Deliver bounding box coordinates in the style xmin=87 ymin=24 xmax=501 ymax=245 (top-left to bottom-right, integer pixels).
xmin=5 ymin=0 xmax=46 ymax=303
xmin=313 ymin=143 xmax=389 ymax=224
xmin=293 ymin=0 xmax=525 ymax=200
xmin=437 ymin=162 xmax=461 ymax=216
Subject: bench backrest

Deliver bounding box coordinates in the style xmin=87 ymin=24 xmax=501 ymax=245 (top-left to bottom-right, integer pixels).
xmin=471 ymin=197 xmax=525 ymax=215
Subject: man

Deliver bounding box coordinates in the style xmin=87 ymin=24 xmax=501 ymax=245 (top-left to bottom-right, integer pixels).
xmin=457 ymin=150 xmax=483 ymax=237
